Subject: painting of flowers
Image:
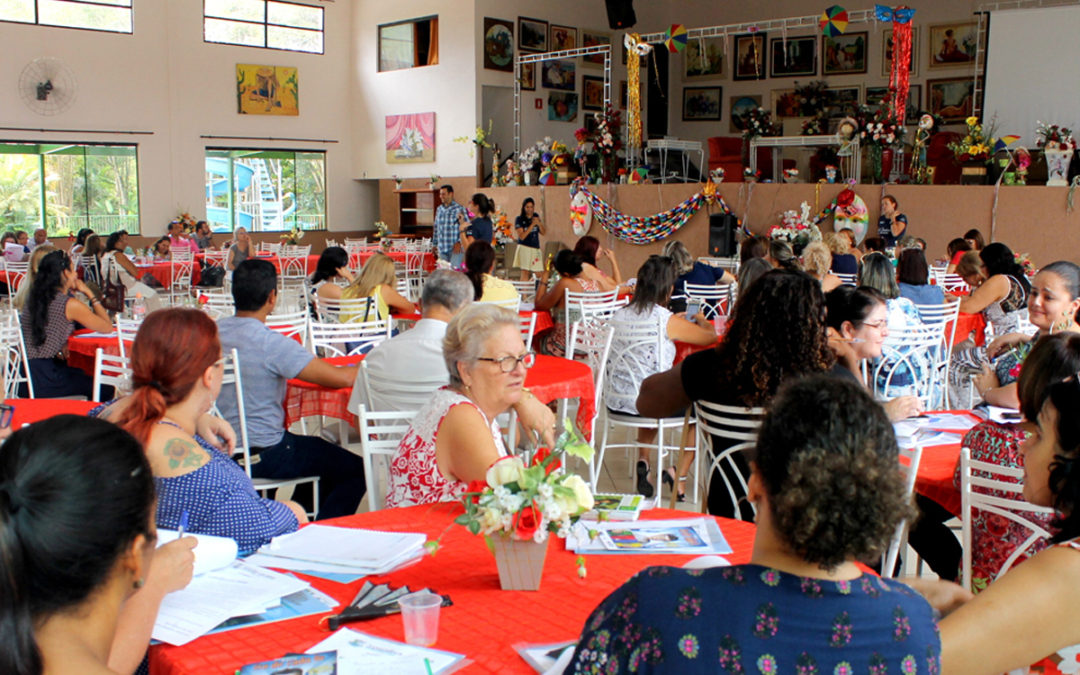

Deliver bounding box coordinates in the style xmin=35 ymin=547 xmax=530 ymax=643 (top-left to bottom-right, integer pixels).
xmin=385 ymin=112 xmax=436 ymax=163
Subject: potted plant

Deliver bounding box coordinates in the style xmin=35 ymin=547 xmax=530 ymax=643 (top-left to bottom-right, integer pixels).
xmin=1035 ymin=121 xmax=1076 ymax=187
xmin=947 ymin=116 xmax=997 ymax=185
xmin=769 ymin=201 xmax=822 ymax=255
xmin=738 ymin=107 xmax=782 ymax=169
xmin=856 ymin=104 xmax=906 ymax=183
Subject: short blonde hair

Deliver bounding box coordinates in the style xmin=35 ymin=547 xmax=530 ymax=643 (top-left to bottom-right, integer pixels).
xmin=801 ymin=241 xmax=832 ymax=277
xmin=443 ymin=303 xmax=520 ymax=386
xmin=956 ymin=250 xmax=983 ymax=278
xmin=823 ymin=232 xmax=849 ymax=256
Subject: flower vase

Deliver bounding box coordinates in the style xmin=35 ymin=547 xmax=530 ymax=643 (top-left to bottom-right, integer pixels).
xmin=490 ymin=535 xmax=549 ymax=591
xmin=525 ymin=170 xmax=536 ymax=186
xmin=1045 ymin=148 xmax=1074 ymax=187
xmin=868 ymin=145 xmax=883 ymax=183
xmin=881 ymin=148 xmax=894 ymax=183
xmin=476 ymin=153 xmax=485 ymax=188
xmin=960 ymin=159 xmax=988 ymax=186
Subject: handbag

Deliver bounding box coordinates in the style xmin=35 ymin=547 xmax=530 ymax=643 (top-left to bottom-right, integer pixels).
xmin=100 ymin=254 xmax=126 ymax=314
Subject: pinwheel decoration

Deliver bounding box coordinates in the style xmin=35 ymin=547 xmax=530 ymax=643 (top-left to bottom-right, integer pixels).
xmin=664 ymin=24 xmax=688 ymax=52
xmin=819 ymin=5 xmax=849 ymax=36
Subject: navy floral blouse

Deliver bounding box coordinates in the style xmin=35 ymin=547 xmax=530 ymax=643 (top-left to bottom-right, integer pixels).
xmin=570 ymin=564 xmax=940 ymax=675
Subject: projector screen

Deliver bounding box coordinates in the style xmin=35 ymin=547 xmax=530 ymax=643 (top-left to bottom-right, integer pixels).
xmin=983 ymin=5 xmax=1080 ymax=147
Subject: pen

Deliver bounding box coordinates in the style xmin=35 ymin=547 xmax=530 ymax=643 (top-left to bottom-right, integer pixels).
xmin=424 ymin=657 xmax=434 ymax=675
xmin=177 ymin=510 xmax=189 ymax=539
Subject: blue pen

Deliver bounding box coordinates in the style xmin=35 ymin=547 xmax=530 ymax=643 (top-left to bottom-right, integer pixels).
xmin=177 ymin=510 xmax=189 ymax=539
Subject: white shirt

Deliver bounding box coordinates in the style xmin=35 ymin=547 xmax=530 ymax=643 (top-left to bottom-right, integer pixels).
xmin=348 ymin=318 xmax=450 ymax=413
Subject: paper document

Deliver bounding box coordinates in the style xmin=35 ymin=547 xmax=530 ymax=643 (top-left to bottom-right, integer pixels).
xmin=986 ymin=405 xmax=1024 ymax=425
xmin=76 ymin=331 xmax=118 ymax=338
xmin=258 ymin=525 xmax=426 ymax=570
xmin=157 ymin=529 xmax=238 ymax=576
xmin=567 ymin=518 xmax=732 ymax=556
xmin=306 ymin=628 xmax=467 ymax=675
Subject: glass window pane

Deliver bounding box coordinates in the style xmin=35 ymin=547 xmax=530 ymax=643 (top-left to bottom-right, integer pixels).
xmin=294 ymin=154 xmax=325 ymax=231
xmin=0 ymin=0 xmax=35 ymax=23
xmin=42 ymin=150 xmax=87 ymax=234
xmin=85 ymin=146 xmax=138 ymax=237
xmin=268 ymin=1 xmax=321 ymax=29
xmin=0 ymin=151 xmax=43 ymax=234
xmin=204 ymin=17 xmax=264 ymax=47
xmin=38 ymin=0 xmax=132 ymax=32
xmin=267 ymin=25 xmax=322 ymax=53
xmin=379 ymin=23 xmax=415 ymax=71
xmin=204 ymin=0 xmax=263 ymax=22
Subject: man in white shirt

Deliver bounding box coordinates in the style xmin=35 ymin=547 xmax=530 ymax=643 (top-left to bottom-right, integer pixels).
xmin=349 ymin=269 xmax=556 ymax=446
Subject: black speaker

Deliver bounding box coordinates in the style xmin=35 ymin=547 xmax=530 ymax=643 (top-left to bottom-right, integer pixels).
xmin=605 ymin=0 xmax=636 ymax=29
xmin=709 ymin=213 xmax=738 ymax=258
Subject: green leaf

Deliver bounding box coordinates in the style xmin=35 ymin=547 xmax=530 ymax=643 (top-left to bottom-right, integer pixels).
xmin=555 ymin=418 xmax=594 ymax=463
xmin=423 ymin=540 xmax=441 ymax=556
xmin=484 ymin=534 xmax=495 ymax=555
xmin=454 ymin=514 xmax=471 ymax=525
xmin=468 ymin=520 xmax=481 ymax=536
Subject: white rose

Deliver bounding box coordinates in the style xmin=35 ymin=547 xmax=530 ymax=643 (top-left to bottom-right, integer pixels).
xmin=479 ymin=507 xmax=506 ymax=534
xmin=486 ymin=456 xmax=526 ymax=488
xmin=561 ymin=475 xmax=594 ymax=513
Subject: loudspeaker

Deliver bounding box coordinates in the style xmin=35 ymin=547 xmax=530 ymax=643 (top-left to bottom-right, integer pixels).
xmin=709 ymin=213 xmax=738 ymax=258
xmin=605 ymin=0 xmax=636 ymax=29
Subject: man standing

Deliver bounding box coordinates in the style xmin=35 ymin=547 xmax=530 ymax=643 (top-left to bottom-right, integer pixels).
xmin=217 ymin=259 xmax=366 ymax=519
xmin=433 ymin=184 xmax=467 ymax=266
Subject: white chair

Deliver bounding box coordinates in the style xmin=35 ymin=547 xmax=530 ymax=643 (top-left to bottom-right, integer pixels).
xmin=870 ymin=322 xmax=946 ymax=409
xmin=218 ymin=348 xmax=321 ymax=518
xmin=309 ymin=318 xmax=392 ymax=358
xmin=258 ymin=242 xmax=282 ymax=255
xmin=479 ymin=296 xmax=521 ymax=313
xmin=202 ymin=249 xmax=228 ymax=269
xmin=509 ymin=278 xmax=537 ymax=303
xmin=564 ymin=288 xmax=620 ymax=330
xmin=518 ymin=312 xmax=538 ymax=348
xmin=3 ymin=261 xmax=28 ymax=311
xmin=79 ymin=255 xmax=102 ymax=287
xmin=313 ymin=296 xmax=379 ymax=324
xmin=698 ymin=256 xmax=739 ymax=274
xmin=356 ymin=404 xmax=416 ymax=511
xmin=694 ymin=401 xmax=765 ymax=519
xmin=359 ymin=359 xmax=446 ymax=412
xmin=683 ymin=282 xmax=734 ymax=320
xmin=0 ymin=315 xmax=33 ymax=398
xmin=835 ymin=272 xmax=857 ymax=286
xmin=934 ymin=270 xmax=970 ymax=295
xmin=165 ymin=258 xmax=195 ymax=305
xmin=92 ymin=348 xmax=131 ymax=402
xmin=200 ymin=292 xmax=235 ymax=319
xmin=881 ymin=443 xmax=924 ymax=578
xmin=914 ymin=301 xmax=962 ymax=407
xmin=170 ymin=249 xmax=195 ymax=263
xmin=279 ymin=246 xmax=311 ymax=291
xmin=115 ymin=317 xmax=142 ymax=359
xmin=960 ymin=446 xmax=1054 ymax=591
xmin=266 ymin=310 xmax=310 ymax=348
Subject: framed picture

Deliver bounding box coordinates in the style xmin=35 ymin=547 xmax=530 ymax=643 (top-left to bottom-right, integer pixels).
xmin=881 ymin=27 xmax=918 ymax=77
xmin=581 ymin=30 xmax=611 ymax=66
xmin=548 ymin=91 xmax=578 ymax=122
xmin=770 ymin=36 xmax=817 ymax=78
xmin=733 ymin=32 xmax=767 ymax=80
xmin=822 ymin=31 xmax=867 ymax=75
xmin=905 ymin=84 xmax=921 ymax=124
xmin=518 ymin=16 xmax=548 ymax=52
xmin=929 ymin=22 xmax=977 ymax=68
xmin=483 ymin=18 xmax=514 ymax=72
xmin=730 ymin=95 xmax=762 ymax=133
xmin=519 ymin=62 xmax=535 ymax=91
xmin=385 ymin=112 xmax=435 ymax=163
xmin=865 ymin=86 xmax=888 ymax=109
xmin=823 ymin=86 xmax=861 ymax=118
xmin=683 ymin=36 xmax=725 ymax=80
xmin=683 ymin=86 xmax=722 ymax=121
xmin=928 ymin=77 xmax=974 ymax=121
xmin=549 ymin=24 xmax=577 ymax=51
xmin=771 ymin=88 xmax=800 ymax=118
xmin=582 ymin=75 xmax=605 ymax=111
xmin=237 ymin=64 xmax=298 ymax=116
xmin=541 ymin=59 xmax=575 ymax=91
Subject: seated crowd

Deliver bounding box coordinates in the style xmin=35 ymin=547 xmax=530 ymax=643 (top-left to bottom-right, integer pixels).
xmin=8 ymin=222 xmax=1080 ymax=675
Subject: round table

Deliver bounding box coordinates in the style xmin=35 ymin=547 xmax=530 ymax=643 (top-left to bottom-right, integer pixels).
xmin=284 ymin=355 xmax=364 ymax=429
xmin=134 ymin=261 xmax=202 ymax=287
xmin=911 ymin=411 xmax=982 ymax=517
xmin=67 ymin=329 xmax=123 ymax=377
xmin=147 ymin=505 xmax=756 ymax=675
xmin=4 ymin=398 xmax=98 ymax=427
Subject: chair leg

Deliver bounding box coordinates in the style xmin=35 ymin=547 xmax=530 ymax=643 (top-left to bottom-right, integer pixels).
xmin=595 ymin=414 xmax=611 ymax=491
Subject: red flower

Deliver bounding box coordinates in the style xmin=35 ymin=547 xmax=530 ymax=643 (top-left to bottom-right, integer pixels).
xmin=836 ymin=188 xmax=855 ymax=207
xmin=531 ymin=447 xmax=561 ymax=475
xmin=514 ymin=503 xmax=540 ymax=541
xmin=464 ymin=479 xmax=487 ymax=505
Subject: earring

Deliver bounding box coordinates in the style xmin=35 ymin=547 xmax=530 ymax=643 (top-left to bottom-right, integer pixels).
xmin=133 ymin=578 xmax=145 ymax=590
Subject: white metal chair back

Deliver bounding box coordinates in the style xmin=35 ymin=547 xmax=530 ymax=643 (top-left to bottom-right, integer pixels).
xmin=171 ymin=249 xmax=195 ymax=263
xmin=165 ymin=259 xmax=195 ymax=305
xmin=92 ymin=348 xmax=131 ymax=402
xmin=356 ymin=404 xmax=416 ymax=511
xmin=0 ymin=315 xmax=33 ymax=398
xmin=479 ymin=296 xmax=521 ymax=313
xmin=115 ymin=317 xmax=142 ymax=359
xmin=309 ymin=318 xmax=392 ymax=358
xmin=313 ymin=296 xmax=379 ymax=324
xmin=564 ymin=288 xmax=620 ymax=329
xmin=835 ymin=272 xmax=857 ymax=286
xmin=279 ymin=246 xmax=311 ymax=281
xmin=698 ymin=256 xmax=739 ymax=273
xmin=881 ymin=443 xmax=924 ymax=578
xmin=914 ymin=301 xmax=962 ymax=406
xmin=694 ymin=401 xmax=765 ymax=519
xmin=266 ymin=310 xmax=310 ymax=348
xmin=217 ymin=347 xmax=320 ymax=517
xmin=344 ymin=237 xmax=367 ymax=247
xmin=871 ymin=322 xmax=946 ymax=408
xmin=683 ymin=282 xmax=734 ymax=319
xmin=518 ymin=312 xmax=538 ymax=347
xmin=934 ymin=270 xmax=970 ymax=295
xmin=202 ymin=249 xmax=228 ymax=268
xmin=359 ymin=359 xmax=446 ymax=412
xmin=4 ymin=261 xmax=28 ymax=310
xmin=509 ymin=278 xmax=537 ymax=303
xmin=257 ymin=242 xmax=282 ymax=255
xmin=200 ymin=292 xmax=235 ymax=319
xmin=79 ymin=255 xmax=102 ymax=286
xmin=960 ymin=447 xmax=1054 ymax=591
xmin=565 ymin=323 xmax=614 ymax=479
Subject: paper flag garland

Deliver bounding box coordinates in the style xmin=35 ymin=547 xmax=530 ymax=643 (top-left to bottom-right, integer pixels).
xmin=664 ymin=24 xmax=688 ymax=52
xmin=819 ymin=5 xmax=848 ymax=36
xmin=627 ymin=167 xmax=650 ymax=184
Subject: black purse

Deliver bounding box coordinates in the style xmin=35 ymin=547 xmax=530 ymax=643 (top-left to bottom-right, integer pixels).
xmin=101 ymin=254 xmax=126 ymax=314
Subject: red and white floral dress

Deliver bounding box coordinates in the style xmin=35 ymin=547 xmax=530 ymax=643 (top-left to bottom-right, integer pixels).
xmin=385 ymin=387 xmax=507 ymax=508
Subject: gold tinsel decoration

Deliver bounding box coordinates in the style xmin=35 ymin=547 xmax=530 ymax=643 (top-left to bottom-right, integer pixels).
xmin=626 ymin=33 xmax=644 ymax=148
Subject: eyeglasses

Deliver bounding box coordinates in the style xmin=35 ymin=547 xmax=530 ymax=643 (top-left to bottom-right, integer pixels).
xmin=477 ymin=351 xmax=536 ymax=373
xmin=860 ymin=319 xmax=888 ymax=330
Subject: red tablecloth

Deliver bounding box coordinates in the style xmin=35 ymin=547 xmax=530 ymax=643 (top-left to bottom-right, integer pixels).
xmin=148 ymin=505 xmax=756 ymax=675
xmin=393 ymin=310 xmax=553 ymax=335
xmin=249 ymin=253 xmax=320 ymax=275
xmin=912 ymin=411 xmax=983 ymax=516
xmin=674 ymin=317 xmax=728 ymax=364
xmin=135 ymin=261 xmax=201 ymax=287
xmin=4 ymin=398 xmax=97 ymax=426
xmin=67 ymin=330 xmax=123 ymax=376
xmin=353 ymin=250 xmax=436 ymax=273
xmin=283 ymin=355 xmax=364 ymax=429
xmin=950 ymin=312 xmax=987 ymax=347
xmin=525 ymin=355 xmax=596 ymax=439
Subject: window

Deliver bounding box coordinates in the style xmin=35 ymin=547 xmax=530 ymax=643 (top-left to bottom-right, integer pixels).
xmin=204 ymin=0 xmax=324 ymax=54
xmin=378 ymin=16 xmax=438 ymax=71
xmin=0 ymin=0 xmax=133 ymax=33
xmin=204 ymin=149 xmax=325 ymax=232
xmin=0 ymin=143 xmax=140 ymax=236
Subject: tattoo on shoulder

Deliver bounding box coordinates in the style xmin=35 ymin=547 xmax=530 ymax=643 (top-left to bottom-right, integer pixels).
xmin=163 ymin=437 xmax=207 ymax=470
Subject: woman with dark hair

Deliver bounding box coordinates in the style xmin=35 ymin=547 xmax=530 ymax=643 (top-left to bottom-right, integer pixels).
xmin=151 ymin=236 xmax=171 ymax=261
xmin=736 ymin=257 xmax=772 ymax=300
xmin=898 ymin=247 xmax=946 ymax=305
xmin=739 ymin=234 xmax=768 ymax=264
xmin=878 ymin=194 xmax=908 ymax=248
xmin=638 ymin=269 xmax=845 ymax=517
xmin=19 ymin=250 xmax=113 ymax=398
xmin=573 ymin=235 xmax=622 ymax=291
xmin=536 ymin=249 xmax=601 ymax=357
xmin=573 ymin=375 xmax=941 ymax=673
xmin=93 ymin=308 xmax=304 ymax=553
xmin=946 ymin=237 xmax=972 ymax=273
xmin=662 ymin=239 xmax=735 ymax=313
xmin=69 ymin=227 xmax=94 ymax=257
xmin=765 ymin=238 xmax=800 ymax=271
xmin=102 ymin=229 xmax=162 ymax=311
xmin=512 ymin=197 xmax=545 ymax=281
xmin=464 ymin=240 xmax=519 ymax=303
xmin=863 ymin=236 xmax=887 ymax=253
xmin=608 ymin=256 xmax=717 ymax=500
xmin=457 ymin=192 xmax=494 ymax=248
xmin=964 ymin=227 xmax=985 ymax=251
xmin=309 ymin=245 xmax=354 ymax=302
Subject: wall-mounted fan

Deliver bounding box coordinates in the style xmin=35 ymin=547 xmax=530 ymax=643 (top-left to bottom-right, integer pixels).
xmin=18 ymin=57 xmax=77 ymax=116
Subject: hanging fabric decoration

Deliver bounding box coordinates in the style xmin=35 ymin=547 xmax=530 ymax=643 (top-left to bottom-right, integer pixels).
xmin=570 ymin=179 xmax=735 ymax=245
xmin=664 ymin=24 xmax=688 ymax=53
xmin=623 ymin=33 xmax=651 ymax=153
xmin=878 ymin=4 xmax=915 ymax=123
xmin=819 ymin=5 xmax=849 ymax=36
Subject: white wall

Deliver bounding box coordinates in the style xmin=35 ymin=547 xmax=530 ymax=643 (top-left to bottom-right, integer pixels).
xmin=0 ymin=0 xmax=368 ymax=234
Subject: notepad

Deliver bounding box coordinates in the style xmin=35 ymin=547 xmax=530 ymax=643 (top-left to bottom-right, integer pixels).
xmin=157 ymin=529 xmax=238 ymax=577
xmin=256 ymin=525 xmax=426 ymax=574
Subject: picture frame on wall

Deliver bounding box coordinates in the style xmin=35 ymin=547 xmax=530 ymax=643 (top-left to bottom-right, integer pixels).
xmin=519 ymin=62 xmax=536 ymax=91
xmin=881 ymin=27 xmax=918 ymax=77
xmin=548 ymin=92 xmax=578 ymax=122
xmin=823 ymin=86 xmax=861 ymax=118
xmin=928 ymin=77 xmax=974 ymax=121
xmin=549 ymin=24 xmax=577 ymax=51
xmin=483 ymin=17 xmax=514 ymax=72
xmin=683 ymin=36 xmax=725 ymax=80
xmin=929 ymin=22 xmax=977 ymax=68
xmin=581 ymin=30 xmax=611 ymax=66
xmin=683 ymin=86 xmax=723 ymax=121
xmin=771 ymin=88 xmax=800 ymax=118
xmin=905 ymin=84 xmax=921 ymax=124
xmin=730 ymin=94 xmax=762 ymax=133
xmin=541 ymin=59 xmax=575 ymax=91
xmin=582 ymin=75 xmax=605 ymax=111
xmin=822 ymin=31 xmax=867 ymax=75
xmin=733 ymin=32 xmax=767 ymax=81
xmin=770 ymin=36 xmax=817 ymax=78
xmin=518 ymin=16 xmax=548 ymax=52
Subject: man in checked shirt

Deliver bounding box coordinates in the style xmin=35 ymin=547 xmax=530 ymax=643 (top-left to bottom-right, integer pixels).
xmin=433 ymin=184 xmax=468 ymax=266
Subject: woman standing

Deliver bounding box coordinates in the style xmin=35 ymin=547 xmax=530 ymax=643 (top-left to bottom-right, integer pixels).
xmin=512 ymin=197 xmax=545 ymax=281
xmin=101 ymin=230 xmax=162 ymax=311
xmin=457 ymin=193 xmax=494 ymax=249
xmin=878 ymin=194 xmax=909 ymax=249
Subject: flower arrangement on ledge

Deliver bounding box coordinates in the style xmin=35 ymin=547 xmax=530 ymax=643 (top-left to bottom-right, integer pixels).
xmin=279 ymin=224 xmax=304 ymax=245
xmin=948 ymin=115 xmax=997 ymax=162
xmin=453 ymin=120 xmax=494 ymax=157
xmin=739 ymin=107 xmax=782 ymax=140
xmin=855 ymin=104 xmax=905 ymax=148
xmin=800 ymin=114 xmax=827 ymax=136
xmin=769 ymin=202 xmax=821 ymax=255
xmin=792 ymin=80 xmax=828 ymax=117
xmin=573 ymin=107 xmax=623 ymax=183
xmin=372 ymin=221 xmax=390 ymax=239
xmin=1035 ymin=121 xmax=1077 ymax=150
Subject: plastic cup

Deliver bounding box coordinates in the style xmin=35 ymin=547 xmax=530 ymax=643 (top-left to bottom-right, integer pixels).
xmin=398 ymin=592 xmax=442 ymax=647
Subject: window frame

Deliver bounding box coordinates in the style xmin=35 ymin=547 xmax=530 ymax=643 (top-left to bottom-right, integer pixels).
xmin=0 ymin=140 xmax=142 ymax=235
xmin=377 ymin=15 xmax=438 ymax=72
xmin=203 ymin=0 xmax=325 ymax=55
xmin=204 ymin=147 xmax=327 ymax=233
xmin=0 ymin=0 xmax=134 ymax=35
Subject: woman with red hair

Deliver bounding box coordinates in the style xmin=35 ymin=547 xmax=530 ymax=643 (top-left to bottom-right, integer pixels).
xmin=93 ymin=308 xmax=305 ymax=553
xmin=573 ymin=235 xmax=622 ymax=292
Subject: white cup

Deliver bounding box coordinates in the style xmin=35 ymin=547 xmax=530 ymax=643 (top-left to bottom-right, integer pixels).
xmin=398 ymin=592 xmax=442 ymax=647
